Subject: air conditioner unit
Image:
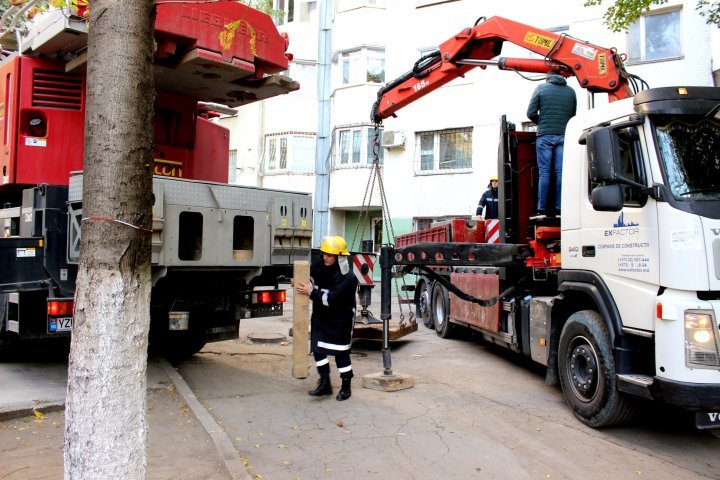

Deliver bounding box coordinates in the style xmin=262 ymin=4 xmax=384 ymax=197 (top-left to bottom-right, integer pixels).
xmin=381 ymin=130 xmax=405 ymax=149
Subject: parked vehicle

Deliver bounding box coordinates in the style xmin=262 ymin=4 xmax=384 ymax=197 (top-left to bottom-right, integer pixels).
xmin=373 ymin=16 xmax=720 ymax=429
xmin=0 ymin=2 xmax=312 ymax=359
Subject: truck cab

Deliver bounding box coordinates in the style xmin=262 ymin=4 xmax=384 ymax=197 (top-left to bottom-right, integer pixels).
xmin=561 ymin=87 xmax=720 ymax=416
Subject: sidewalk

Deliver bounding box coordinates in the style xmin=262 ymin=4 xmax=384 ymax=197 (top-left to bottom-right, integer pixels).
xmin=0 ymin=358 xmax=236 ymax=480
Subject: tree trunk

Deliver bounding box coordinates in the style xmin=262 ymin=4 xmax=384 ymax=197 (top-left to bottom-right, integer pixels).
xmin=64 ymin=1 xmax=155 ymax=479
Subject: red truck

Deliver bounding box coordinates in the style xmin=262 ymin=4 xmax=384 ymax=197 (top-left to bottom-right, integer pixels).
xmin=0 ymin=2 xmax=312 ymax=359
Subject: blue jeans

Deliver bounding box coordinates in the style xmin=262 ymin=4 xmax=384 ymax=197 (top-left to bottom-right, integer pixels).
xmin=536 ymin=134 xmax=564 ymax=212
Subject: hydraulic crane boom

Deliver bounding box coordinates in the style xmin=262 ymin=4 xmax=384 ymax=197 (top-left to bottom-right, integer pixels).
xmin=371 ymin=16 xmax=637 ymax=123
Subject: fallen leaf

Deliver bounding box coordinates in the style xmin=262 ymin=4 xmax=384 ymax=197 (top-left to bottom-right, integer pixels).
xmin=336 ymin=420 xmax=344 ymax=427
xmin=33 ymin=410 xmax=46 ymax=420
xmin=278 ymin=444 xmax=287 ymax=448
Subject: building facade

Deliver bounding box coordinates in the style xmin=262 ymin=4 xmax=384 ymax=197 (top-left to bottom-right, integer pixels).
xmin=220 ymin=0 xmax=719 ymax=252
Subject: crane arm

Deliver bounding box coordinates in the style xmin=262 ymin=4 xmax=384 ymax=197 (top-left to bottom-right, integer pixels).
xmin=371 ymin=16 xmax=635 ymax=123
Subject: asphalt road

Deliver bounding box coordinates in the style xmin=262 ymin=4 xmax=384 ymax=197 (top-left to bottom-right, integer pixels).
xmin=175 ymin=300 xmax=720 ymax=480
xmin=2 ymin=286 xmax=719 ymax=479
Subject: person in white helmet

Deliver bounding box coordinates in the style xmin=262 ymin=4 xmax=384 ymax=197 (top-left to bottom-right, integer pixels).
xmin=293 ymin=236 xmax=358 ymax=401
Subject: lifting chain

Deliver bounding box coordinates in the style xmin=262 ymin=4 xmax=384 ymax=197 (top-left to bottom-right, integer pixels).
xmin=351 ymin=124 xmax=415 ymax=327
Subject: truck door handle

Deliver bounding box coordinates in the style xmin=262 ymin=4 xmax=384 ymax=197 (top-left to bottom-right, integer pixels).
xmin=582 ymin=246 xmax=595 ymax=257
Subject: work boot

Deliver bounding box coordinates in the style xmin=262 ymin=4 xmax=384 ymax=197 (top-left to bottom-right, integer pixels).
xmin=308 ymin=375 xmax=332 ymax=396
xmin=336 ymin=378 xmax=352 ymax=401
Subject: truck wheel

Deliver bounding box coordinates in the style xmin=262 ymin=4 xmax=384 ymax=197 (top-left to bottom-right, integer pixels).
xmin=415 ymin=280 xmax=434 ymax=329
xmin=558 ymin=310 xmax=636 ymax=428
xmin=432 ymin=283 xmax=453 ymax=339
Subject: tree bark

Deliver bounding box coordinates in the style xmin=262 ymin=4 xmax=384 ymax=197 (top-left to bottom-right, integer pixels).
xmin=64 ymin=1 xmax=155 ymax=479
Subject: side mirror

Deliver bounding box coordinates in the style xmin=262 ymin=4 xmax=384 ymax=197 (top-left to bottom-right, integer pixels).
xmin=591 ymin=184 xmax=623 ymax=212
xmin=586 ymin=126 xmax=619 ymax=182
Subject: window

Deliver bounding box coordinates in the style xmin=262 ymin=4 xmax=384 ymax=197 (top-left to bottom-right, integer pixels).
xmin=340 ymin=48 xmax=385 ymax=85
xmin=333 ymin=126 xmax=383 ymax=167
xmin=366 ymin=54 xmax=385 ymax=83
xmin=267 ymin=137 xmax=277 ymax=170
xmin=588 ymin=125 xmax=647 ymax=207
xmin=628 ymin=9 xmax=682 ymax=63
xmin=298 ymin=0 xmax=316 ymax=22
xmin=339 ymin=130 xmax=350 ymax=164
xmin=352 ymin=130 xmax=362 ymax=163
xmin=654 ymin=114 xmax=720 ymax=200
xmin=263 ymin=133 xmax=316 ymax=173
xmin=615 ymin=127 xmax=647 ymax=206
xmin=273 ymin=0 xmax=295 ymax=24
xmin=228 ymin=149 xmax=238 ymax=183
xmin=415 ymin=128 xmax=472 ymax=174
xmin=279 ymin=137 xmax=288 ymax=169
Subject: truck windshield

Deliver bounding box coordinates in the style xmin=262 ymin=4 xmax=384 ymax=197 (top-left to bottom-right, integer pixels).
xmin=653 ymin=114 xmax=720 ymax=199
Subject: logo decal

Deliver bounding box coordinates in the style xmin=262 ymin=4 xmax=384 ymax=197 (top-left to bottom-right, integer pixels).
xmin=523 ymin=32 xmax=555 ymax=50
xmin=614 ymin=212 xmax=638 ymax=228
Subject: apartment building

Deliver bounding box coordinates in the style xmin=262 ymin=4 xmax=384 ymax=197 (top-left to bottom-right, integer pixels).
xmin=220 ymin=0 xmax=719 ymax=252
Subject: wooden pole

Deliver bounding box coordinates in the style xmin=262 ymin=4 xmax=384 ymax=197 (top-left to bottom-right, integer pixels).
xmin=292 ymin=260 xmax=310 ymax=379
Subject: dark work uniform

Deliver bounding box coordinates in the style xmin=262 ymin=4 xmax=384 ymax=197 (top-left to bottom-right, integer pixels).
xmin=526 ymin=74 xmax=577 ymax=213
xmin=309 ymin=255 xmax=358 ymax=380
xmin=476 ymin=186 xmax=498 ymax=219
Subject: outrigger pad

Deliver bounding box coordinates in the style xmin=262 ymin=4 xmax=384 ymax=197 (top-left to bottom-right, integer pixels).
xmin=362 ymin=372 xmax=415 ymax=392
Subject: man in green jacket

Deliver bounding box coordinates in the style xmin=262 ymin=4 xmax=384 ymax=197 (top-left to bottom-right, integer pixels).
xmin=527 ymin=70 xmax=577 ymax=216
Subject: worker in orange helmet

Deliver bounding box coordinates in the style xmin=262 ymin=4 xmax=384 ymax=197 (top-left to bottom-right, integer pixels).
xmin=293 ymin=236 xmax=358 ymax=401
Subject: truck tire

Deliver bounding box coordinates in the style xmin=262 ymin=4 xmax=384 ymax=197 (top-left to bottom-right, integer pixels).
xmin=558 ymin=310 xmax=636 ymax=428
xmin=415 ymin=280 xmax=434 ymax=329
xmin=432 ymin=283 xmax=453 ymax=339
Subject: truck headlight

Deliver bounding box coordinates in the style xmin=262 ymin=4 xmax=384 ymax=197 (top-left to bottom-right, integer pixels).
xmin=684 ymin=311 xmax=719 ymax=368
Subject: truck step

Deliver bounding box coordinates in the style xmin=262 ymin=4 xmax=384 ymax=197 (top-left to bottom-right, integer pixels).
xmin=617 ymin=374 xmax=654 ymax=400
xmin=617 ymin=374 xmax=654 ymax=386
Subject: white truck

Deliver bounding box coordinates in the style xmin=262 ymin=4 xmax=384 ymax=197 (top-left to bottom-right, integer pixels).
xmin=372 ymin=17 xmax=720 ymax=429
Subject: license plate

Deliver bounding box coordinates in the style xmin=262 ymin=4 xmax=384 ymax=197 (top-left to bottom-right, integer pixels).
xmin=695 ymin=411 xmax=720 ymax=429
xmin=48 ymin=317 xmax=72 ymax=332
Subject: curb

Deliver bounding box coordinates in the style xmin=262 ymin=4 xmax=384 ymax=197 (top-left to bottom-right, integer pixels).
xmin=158 ymin=358 xmax=252 ymax=480
xmin=0 ymin=402 xmax=65 ymax=422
